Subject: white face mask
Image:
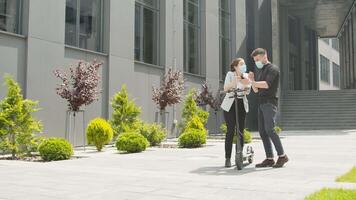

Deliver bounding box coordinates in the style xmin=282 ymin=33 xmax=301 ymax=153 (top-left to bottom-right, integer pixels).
xmin=239 ymin=64 xmax=247 ymax=73
xmin=255 ymin=61 xmax=264 ymax=69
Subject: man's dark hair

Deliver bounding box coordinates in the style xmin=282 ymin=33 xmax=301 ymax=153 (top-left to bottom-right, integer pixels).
xmin=251 ymin=48 xmax=267 ymax=57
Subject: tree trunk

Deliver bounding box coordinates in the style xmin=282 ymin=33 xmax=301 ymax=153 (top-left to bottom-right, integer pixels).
xmin=11 ymin=133 xmax=15 ymax=159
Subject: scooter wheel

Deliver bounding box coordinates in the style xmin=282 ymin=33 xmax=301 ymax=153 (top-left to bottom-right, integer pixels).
xmin=235 ymin=152 xmax=243 ymax=170
xmin=248 ymin=156 xmax=253 ymax=164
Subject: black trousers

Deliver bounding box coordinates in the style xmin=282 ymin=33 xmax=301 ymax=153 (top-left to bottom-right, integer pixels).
xmin=223 ymin=99 xmax=246 ymax=159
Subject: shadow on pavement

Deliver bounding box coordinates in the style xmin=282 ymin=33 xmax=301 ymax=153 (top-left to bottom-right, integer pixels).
xmin=190 ymin=164 xmax=274 ymax=176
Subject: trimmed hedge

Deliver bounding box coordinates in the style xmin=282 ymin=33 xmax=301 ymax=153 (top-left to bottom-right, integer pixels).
xmin=178 ymin=128 xmax=207 ymax=148
xmin=139 ymin=123 xmax=166 ymax=146
xmin=38 ymin=138 xmax=73 ymax=161
xmin=115 ymin=132 xmax=149 ymax=153
xmin=86 ymin=118 xmax=113 ymax=151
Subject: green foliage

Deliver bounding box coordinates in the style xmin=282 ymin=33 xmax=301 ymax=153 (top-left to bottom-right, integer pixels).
xmin=220 ymin=123 xmax=227 ymax=133
xmin=38 ymin=138 xmax=73 ymax=161
xmin=185 ymin=115 xmax=205 ymax=131
xmin=178 ymin=128 xmax=207 ymax=148
xmin=180 ymin=89 xmax=209 ymax=133
xmin=0 ymin=75 xmax=43 ymax=159
xmin=274 ymin=126 xmax=282 ymax=134
xmin=115 ymin=132 xmax=149 ymax=153
xmin=110 ymin=85 xmax=141 ymax=138
xmin=86 ymin=118 xmax=113 ymax=151
xmin=221 ymin=123 xmax=253 ymax=144
xmin=139 ymin=122 xmax=166 ymax=146
xmin=305 ymin=188 xmax=356 ymax=200
xmin=336 ymin=167 xmax=356 ymax=183
xmin=243 ymin=129 xmax=252 ymax=144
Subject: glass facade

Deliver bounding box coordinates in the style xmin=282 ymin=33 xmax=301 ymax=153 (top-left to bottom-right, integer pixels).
xmin=219 ymin=0 xmax=231 ymax=80
xmin=0 ymin=0 xmax=22 ymax=34
xmin=320 ymin=55 xmax=330 ymax=83
xmin=287 ymin=16 xmax=318 ymax=90
xmin=65 ymin=0 xmax=103 ymax=52
xmin=134 ymin=0 xmax=159 ymax=65
xmin=183 ymin=0 xmax=201 ymax=75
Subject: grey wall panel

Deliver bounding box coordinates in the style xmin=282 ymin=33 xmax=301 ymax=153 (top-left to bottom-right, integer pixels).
xmin=0 ymin=34 xmax=26 ymax=99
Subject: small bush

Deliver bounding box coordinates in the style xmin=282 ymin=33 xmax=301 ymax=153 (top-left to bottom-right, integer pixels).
xmin=115 ymin=132 xmax=149 ymax=153
xmin=185 ymin=115 xmax=205 ymax=131
xmin=305 ymin=188 xmax=356 ymax=200
xmin=336 ymin=167 xmax=356 ymax=183
xmin=178 ymin=128 xmax=207 ymax=148
xmin=38 ymin=138 xmax=73 ymax=161
xmin=139 ymin=123 xmax=166 ymax=146
xmin=220 ymin=123 xmax=227 ymax=134
xmin=221 ymin=124 xmax=253 ymax=144
xmin=86 ymin=118 xmax=114 ymax=151
xmin=243 ymin=129 xmax=252 ymax=144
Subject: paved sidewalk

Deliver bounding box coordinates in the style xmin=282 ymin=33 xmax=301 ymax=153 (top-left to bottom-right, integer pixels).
xmin=0 ymin=130 xmax=355 ymax=200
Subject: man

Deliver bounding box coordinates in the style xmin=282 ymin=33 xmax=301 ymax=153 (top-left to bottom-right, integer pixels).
xmin=249 ymin=48 xmax=289 ymax=168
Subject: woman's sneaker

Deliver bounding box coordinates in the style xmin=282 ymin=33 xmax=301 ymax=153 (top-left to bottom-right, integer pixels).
xmin=255 ymin=159 xmax=275 ymax=168
xmin=273 ymin=155 xmax=289 ymax=168
xmin=225 ymin=158 xmax=232 ymax=167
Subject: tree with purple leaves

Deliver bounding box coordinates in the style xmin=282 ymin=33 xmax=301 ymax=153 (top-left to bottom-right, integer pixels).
xmin=54 ymin=60 xmax=102 ymax=112
xmin=195 ymin=81 xmax=219 ymax=111
xmin=152 ymin=68 xmax=185 ymax=111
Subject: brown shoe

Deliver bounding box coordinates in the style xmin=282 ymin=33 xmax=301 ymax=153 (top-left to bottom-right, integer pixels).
xmin=255 ymin=159 xmax=275 ymax=168
xmin=273 ymin=155 xmax=289 ymax=168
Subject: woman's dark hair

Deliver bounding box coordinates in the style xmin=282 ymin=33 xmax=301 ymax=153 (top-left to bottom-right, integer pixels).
xmin=230 ymin=58 xmax=244 ymax=72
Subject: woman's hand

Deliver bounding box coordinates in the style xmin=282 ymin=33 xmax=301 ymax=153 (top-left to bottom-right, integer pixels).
xmin=248 ymin=72 xmax=255 ymax=81
xmin=240 ymin=78 xmax=251 ymax=85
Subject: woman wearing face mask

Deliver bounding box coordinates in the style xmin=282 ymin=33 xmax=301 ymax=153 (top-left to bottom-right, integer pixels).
xmin=221 ymin=58 xmax=251 ymax=167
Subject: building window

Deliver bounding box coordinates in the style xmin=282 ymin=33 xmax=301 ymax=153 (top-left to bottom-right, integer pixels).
xmin=331 ymin=38 xmax=339 ymax=52
xmin=184 ymin=0 xmax=201 ymax=75
xmin=134 ymin=0 xmax=159 ymax=65
xmin=320 ymin=55 xmax=330 ymax=83
xmin=321 ymin=38 xmax=330 ymax=45
xmin=0 ymin=0 xmax=22 ymax=34
xmin=333 ymin=62 xmax=340 ymax=87
xmin=219 ymin=0 xmax=231 ymax=80
xmin=65 ymin=0 xmax=103 ymax=52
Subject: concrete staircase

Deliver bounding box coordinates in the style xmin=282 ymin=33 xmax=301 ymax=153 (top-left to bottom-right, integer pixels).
xmin=279 ymin=90 xmax=356 ymax=130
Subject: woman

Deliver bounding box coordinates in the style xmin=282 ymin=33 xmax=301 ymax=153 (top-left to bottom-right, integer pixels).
xmin=221 ymin=58 xmax=251 ymax=167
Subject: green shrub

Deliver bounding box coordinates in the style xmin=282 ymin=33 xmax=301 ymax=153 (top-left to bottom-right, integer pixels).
xmin=220 ymin=123 xmax=227 ymax=134
xmin=139 ymin=123 xmax=166 ymax=146
xmin=110 ymin=85 xmax=141 ymax=138
xmin=336 ymin=167 xmax=356 ymax=183
xmin=180 ymin=89 xmax=209 ymax=133
xmin=0 ymin=75 xmax=43 ymax=159
xmin=274 ymin=126 xmax=282 ymax=134
xmin=115 ymin=132 xmax=149 ymax=153
xmin=178 ymin=128 xmax=207 ymax=148
xmin=243 ymin=129 xmax=252 ymax=144
xmin=38 ymin=138 xmax=73 ymax=161
xmin=86 ymin=118 xmax=114 ymax=151
xmin=305 ymin=188 xmax=356 ymax=200
xmin=221 ymin=123 xmax=253 ymax=144
xmin=186 ymin=115 xmax=205 ymax=131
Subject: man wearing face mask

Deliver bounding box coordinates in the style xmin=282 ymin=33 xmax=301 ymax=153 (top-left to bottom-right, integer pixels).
xmin=248 ymin=48 xmax=289 ymax=168
xmin=221 ymin=58 xmax=251 ymax=167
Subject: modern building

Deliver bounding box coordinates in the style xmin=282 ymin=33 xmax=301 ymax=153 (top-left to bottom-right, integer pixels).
xmin=1 ymin=0 xmax=356 ymax=143
xmin=0 ymin=0 xmax=248 ymax=144
xmin=246 ymin=0 xmax=356 ymax=130
xmin=319 ymin=38 xmax=340 ymax=90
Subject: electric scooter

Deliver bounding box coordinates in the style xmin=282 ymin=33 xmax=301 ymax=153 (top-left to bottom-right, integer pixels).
xmin=227 ymin=88 xmax=255 ymax=170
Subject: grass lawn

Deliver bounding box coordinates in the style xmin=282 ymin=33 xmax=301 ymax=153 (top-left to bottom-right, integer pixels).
xmin=336 ymin=167 xmax=356 ymax=183
xmin=305 ymin=188 xmax=356 ymax=200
